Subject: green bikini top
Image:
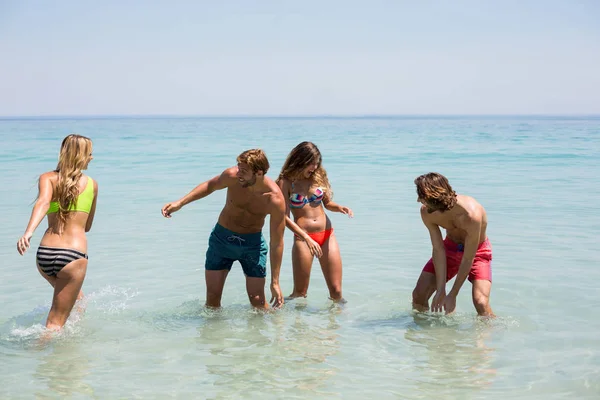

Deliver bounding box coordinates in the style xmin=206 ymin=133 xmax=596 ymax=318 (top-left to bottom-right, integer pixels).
xmin=47 ymin=176 xmax=94 ymax=215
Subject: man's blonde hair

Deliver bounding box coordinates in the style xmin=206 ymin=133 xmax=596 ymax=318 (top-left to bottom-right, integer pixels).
xmin=237 ymin=149 xmax=270 ymax=174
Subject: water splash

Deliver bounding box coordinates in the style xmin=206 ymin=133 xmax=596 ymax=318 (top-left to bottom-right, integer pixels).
xmin=85 ymin=285 xmax=139 ymax=314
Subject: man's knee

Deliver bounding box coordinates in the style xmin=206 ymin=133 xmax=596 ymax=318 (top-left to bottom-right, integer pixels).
xmin=412 ymin=271 xmax=437 ymax=304
xmin=472 ymin=291 xmax=489 ymax=312
xmin=412 ymin=286 xmax=428 ymax=305
xmin=472 ymin=279 xmax=492 ymax=311
xmin=248 ymin=292 xmax=266 ymax=307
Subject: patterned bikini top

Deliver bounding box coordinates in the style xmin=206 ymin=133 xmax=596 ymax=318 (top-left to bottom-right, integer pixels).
xmin=289 ymin=183 xmax=325 ymax=209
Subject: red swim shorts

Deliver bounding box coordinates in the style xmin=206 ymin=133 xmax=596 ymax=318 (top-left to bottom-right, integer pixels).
xmin=422 ymin=237 xmax=492 ymax=282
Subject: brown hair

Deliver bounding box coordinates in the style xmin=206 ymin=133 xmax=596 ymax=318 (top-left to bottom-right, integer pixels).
xmin=237 ymin=149 xmax=270 ymax=174
xmin=277 ymin=141 xmax=332 ymax=199
xmin=414 ymin=172 xmax=457 ymax=212
xmin=54 ymin=134 xmax=93 ymax=229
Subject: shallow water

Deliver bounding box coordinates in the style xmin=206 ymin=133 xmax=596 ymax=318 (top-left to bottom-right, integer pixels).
xmin=1 ymin=116 xmax=599 ymax=398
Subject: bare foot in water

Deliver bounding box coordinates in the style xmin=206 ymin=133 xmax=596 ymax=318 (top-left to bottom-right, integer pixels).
xmin=285 ymin=293 xmax=307 ymax=301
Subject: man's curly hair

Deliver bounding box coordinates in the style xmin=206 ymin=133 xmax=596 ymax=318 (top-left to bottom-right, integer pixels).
xmin=414 ymin=172 xmax=457 ymax=212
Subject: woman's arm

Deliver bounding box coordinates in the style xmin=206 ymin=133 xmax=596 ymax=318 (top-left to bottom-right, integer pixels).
xmin=17 ymin=173 xmax=53 ymax=255
xmin=323 ymin=191 xmax=353 ymax=217
xmin=85 ymin=179 xmax=99 ymax=232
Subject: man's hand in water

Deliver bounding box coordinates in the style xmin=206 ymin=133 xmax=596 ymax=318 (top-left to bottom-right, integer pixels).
xmin=431 ymin=288 xmax=446 ymax=313
xmin=443 ymin=294 xmax=457 ymax=314
xmin=270 ymin=282 xmax=284 ymax=308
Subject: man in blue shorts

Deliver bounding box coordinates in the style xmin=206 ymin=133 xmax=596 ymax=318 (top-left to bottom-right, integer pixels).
xmin=161 ymin=149 xmax=286 ymax=309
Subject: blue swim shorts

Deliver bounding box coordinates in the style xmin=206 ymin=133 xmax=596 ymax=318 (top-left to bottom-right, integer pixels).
xmin=205 ymin=223 xmax=268 ymax=278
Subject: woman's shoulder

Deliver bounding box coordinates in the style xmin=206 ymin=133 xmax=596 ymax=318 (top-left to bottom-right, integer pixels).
xmin=83 ymin=174 xmax=98 ymax=191
xmin=277 ymin=176 xmax=292 ymax=188
xmin=39 ymin=170 xmax=58 ymax=183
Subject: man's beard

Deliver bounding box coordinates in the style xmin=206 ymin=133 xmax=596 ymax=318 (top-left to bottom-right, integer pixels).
xmin=240 ymin=175 xmax=257 ymax=188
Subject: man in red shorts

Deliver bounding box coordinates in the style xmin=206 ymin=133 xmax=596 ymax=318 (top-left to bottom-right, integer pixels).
xmin=412 ymin=172 xmax=494 ymax=317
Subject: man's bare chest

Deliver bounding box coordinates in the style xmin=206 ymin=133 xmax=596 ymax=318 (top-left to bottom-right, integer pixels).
xmin=432 ymin=215 xmax=463 ymax=233
xmin=228 ymin=194 xmax=269 ymax=216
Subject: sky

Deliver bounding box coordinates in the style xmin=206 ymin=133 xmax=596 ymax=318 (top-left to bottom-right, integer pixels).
xmin=1 ymin=0 xmax=599 ymax=116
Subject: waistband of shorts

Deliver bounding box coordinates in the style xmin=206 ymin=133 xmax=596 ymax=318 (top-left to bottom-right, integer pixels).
xmin=444 ymin=237 xmax=490 ymax=252
xmin=212 ymin=223 xmax=263 ymax=244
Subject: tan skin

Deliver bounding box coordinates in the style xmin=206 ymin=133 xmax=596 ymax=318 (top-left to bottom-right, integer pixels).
xmin=277 ymin=164 xmax=353 ymax=302
xmin=16 ymin=157 xmax=98 ymax=331
xmin=161 ymin=163 xmax=286 ymax=309
xmin=412 ymin=194 xmax=494 ymax=317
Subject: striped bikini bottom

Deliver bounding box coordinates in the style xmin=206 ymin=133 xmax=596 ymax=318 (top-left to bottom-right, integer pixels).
xmin=36 ymin=246 xmax=88 ymax=277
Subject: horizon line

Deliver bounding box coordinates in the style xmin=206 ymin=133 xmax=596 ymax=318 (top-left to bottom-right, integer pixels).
xmin=1 ymin=113 xmax=600 ymax=120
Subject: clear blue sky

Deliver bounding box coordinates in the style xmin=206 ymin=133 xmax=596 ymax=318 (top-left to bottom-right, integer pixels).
xmin=1 ymin=0 xmax=599 ymax=116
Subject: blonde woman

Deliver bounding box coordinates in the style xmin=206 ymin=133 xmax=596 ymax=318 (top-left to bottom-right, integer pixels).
xmin=277 ymin=141 xmax=353 ymax=303
xmin=17 ymin=134 xmax=98 ymax=331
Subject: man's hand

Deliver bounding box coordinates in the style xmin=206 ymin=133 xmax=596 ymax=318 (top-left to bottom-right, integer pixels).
xmin=443 ymin=294 xmax=457 ymax=314
xmin=270 ymin=282 xmax=284 ymax=308
xmin=161 ymin=201 xmax=182 ymax=218
xmin=431 ymin=288 xmax=446 ymax=313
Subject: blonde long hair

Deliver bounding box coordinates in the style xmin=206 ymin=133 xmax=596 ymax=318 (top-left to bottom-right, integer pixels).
xmin=53 ymin=134 xmax=93 ymax=228
xmin=277 ymin=141 xmax=333 ymax=199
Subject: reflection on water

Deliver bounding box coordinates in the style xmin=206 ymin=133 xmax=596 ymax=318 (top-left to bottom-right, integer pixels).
xmin=404 ymin=312 xmax=498 ymax=393
xmin=277 ymin=304 xmax=342 ymax=395
xmin=33 ymin=341 xmax=94 ymax=399
xmin=195 ymin=303 xmax=342 ymax=398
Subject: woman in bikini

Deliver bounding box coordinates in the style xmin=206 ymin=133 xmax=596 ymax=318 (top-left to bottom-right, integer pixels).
xmin=277 ymin=141 xmax=353 ymax=303
xmin=17 ymin=134 xmax=98 ymax=331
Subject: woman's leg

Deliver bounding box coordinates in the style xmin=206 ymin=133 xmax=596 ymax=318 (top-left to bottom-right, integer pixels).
xmin=37 ymin=265 xmax=84 ymax=301
xmin=45 ymin=258 xmax=88 ymax=330
xmin=288 ymin=237 xmax=316 ymax=299
xmin=318 ymin=233 xmax=344 ymax=302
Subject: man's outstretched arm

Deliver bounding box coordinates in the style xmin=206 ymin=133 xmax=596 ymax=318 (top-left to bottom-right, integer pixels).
xmin=162 ymin=168 xmax=235 ymax=217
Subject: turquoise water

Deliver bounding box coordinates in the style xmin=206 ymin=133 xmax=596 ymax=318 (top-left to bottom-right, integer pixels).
xmin=1 ymin=116 xmax=599 ymax=399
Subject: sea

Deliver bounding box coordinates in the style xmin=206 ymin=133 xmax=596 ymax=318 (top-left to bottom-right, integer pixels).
xmin=0 ymin=116 xmax=598 ymax=399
